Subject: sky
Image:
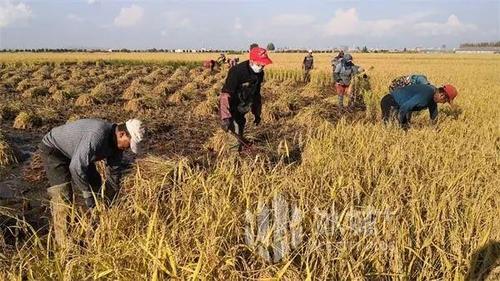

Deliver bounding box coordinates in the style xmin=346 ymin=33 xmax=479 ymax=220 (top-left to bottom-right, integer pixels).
xmin=0 ymin=0 xmax=498 ymax=50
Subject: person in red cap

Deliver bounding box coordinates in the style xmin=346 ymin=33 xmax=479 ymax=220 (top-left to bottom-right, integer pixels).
xmin=218 ymin=47 xmax=272 ymax=151
xmin=381 ymin=83 xmax=457 ymax=129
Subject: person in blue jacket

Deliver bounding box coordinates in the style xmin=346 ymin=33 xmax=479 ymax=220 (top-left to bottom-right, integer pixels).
xmin=389 ymin=74 xmax=430 ymax=92
xmin=381 ymin=83 xmax=458 ymax=128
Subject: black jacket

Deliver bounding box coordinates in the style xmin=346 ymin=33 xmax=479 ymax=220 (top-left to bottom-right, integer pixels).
xmin=221 ymin=60 xmax=264 ymax=117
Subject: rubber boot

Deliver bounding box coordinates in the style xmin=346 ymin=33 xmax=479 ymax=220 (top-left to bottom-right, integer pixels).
xmin=47 ymin=182 xmax=72 ymax=249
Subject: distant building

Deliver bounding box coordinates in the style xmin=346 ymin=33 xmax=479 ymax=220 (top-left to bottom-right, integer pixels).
xmin=455 ymin=47 xmax=500 ymax=54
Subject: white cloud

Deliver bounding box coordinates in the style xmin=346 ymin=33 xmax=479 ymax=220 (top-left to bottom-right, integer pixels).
xmin=234 ymin=17 xmax=242 ymax=30
xmin=413 ymin=15 xmax=476 ymax=36
xmin=67 ymin=13 xmax=84 ymax=23
xmin=324 ymin=8 xmax=476 ymax=37
xmin=114 ymin=4 xmax=144 ymax=27
xmin=0 ymin=0 xmax=32 ymax=28
xmin=271 ymin=14 xmax=315 ymax=27
xmin=161 ymin=11 xmax=192 ymax=36
xmin=163 ymin=11 xmax=191 ymax=29
xmin=88 ymin=0 xmax=97 ymax=4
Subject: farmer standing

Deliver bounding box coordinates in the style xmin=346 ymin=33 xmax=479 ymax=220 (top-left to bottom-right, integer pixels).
xmin=331 ymin=50 xmax=344 ymax=69
xmin=39 ymin=118 xmax=145 ymax=247
xmin=302 ymin=50 xmax=314 ymax=83
xmin=380 ymin=84 xmax=457 ymax=129
xmin=333 ymin=53 xmax=362 ymax=108
xmin=219 ymin=47 xmax=272 ymax=151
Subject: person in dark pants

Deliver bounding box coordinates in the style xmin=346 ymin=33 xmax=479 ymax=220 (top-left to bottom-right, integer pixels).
xmin=302 ymin=50 xmax=314 ymax=83
xmin=334 ymin=53 xmax=363 ymax=108
xmin=381 ymin=84 xmax=457 ymax=129
xmin=40 ymin=118 xmax=145 ymax=247
xmin=219 ymin=47 xmax=272 ymax=151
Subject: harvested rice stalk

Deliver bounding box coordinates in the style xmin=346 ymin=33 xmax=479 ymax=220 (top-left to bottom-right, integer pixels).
xmin=22 ymin=149 xmax=45 ymax=183
xmin=167 ymin=81 xmax=199 ymax=104
xmin=13 ymin=111 xmax=42 ymax=130
xmin=22 ymin=86 xmax=49 ymax=99
xmin=123 ymin=79 xmax=147 ymax=100
xmin=66 ymin=114 xmax=82 ymax=123
xmin=124 ymin=99 xmax=145 ymax=112
xmin=152 ymin=80 xmax=180 ymax=96
xmin=289 ymin=104 xmax=328 ymax=128
xmin=0 ymin=131 xmax=18 ymax=168
xmin=91 ymin=82 xmax=113 ymax=103
xmin=203 ymin=129 xmax=233 ymax=152
xmin=0 ymin=105 xmax=20 ymax=121
xmin=32 ymin=65 xmax=52 ymax=80
xmin=51 ymin=90 xmax=72 ymax=102
xmin=75 ymin=94 xmax=98 ymax=107
xmin=15 ymin=79 xmax=31 ymax=92
xmin=193 ymin=96 xmax=218 ymax=117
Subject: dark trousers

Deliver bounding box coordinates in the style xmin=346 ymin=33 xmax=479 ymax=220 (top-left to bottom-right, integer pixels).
xmin=39 ymin=144 xmax=102 ymax=198
xmin=380 ymin=94 xmax=399 ymax=124
xmin=303 ymin=69 xmax=311 ymax=83
xmin=229 ymin=112 xmax=247 ymax=151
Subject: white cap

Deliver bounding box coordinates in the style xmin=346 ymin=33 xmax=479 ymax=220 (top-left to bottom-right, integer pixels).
xmin=125 ymin=119 xmax=145 ymax=154
xmin=308 ymin=49 xmax=313 ymax=53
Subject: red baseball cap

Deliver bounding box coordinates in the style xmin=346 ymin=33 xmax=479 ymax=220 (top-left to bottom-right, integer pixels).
xmin=249 ymin=47 xmax=273 ymax=66
xmin=442 ymin=84 xmax=458 ymax=103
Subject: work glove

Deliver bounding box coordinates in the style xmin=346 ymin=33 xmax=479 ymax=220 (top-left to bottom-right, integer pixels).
xmin=84 ymin=197 xmax=96 ymax=209
xmin=254 ymin=115 xmax=261 ymax=126
xmin=221 ymin=118 xmax=231 ymax=132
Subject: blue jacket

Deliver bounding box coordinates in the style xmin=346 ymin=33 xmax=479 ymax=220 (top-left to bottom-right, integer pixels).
xmin=391 ymin=84 xmax=438 ymax=125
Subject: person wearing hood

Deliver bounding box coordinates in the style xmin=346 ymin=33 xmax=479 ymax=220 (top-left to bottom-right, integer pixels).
xmin=218 ymin=47 xmax=272 ymax=151
xmin=333 ymin=53 xmax=363 ymax=108
xmin=40 ymin=118 xmax=145 ymax=247
xmin=331 ymin=50 xmax=344 ymax=68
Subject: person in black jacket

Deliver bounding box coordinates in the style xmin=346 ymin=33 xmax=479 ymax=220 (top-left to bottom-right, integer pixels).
xmin=218 ymin=47 xmax=272 ymax=151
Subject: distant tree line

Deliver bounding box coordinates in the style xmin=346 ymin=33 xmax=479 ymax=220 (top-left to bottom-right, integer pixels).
xmin=0 ymin=48 xmax=245 ymax=53
xmin=459 ymin=41 xmax=500 ymax=48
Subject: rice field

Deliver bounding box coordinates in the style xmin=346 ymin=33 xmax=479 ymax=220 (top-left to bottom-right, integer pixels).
xmin=0 ymin=52 xmax=499 ymax=280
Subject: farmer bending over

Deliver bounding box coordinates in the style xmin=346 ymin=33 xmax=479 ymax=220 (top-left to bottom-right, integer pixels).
xmin=389 ymin=74 xmax=430 ymax=92
xmin=218 ymin=47 xmax=272 ymax=151
xmin=380 ymin=84 xmax=457 ymax=129
xmin=40 ymin=118 xmax=145 ymax=247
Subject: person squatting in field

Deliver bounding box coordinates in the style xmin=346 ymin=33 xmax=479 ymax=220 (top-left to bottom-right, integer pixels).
xmin=39 ymin=118 xmax=145 ymax=247
xmin=333 ymin=53 xmax=364 ymax=108
xmin=380 ymin=83 xmax=458 ymax=129
xmin=302 ymin=50 xmax=314 ymax=83
xmin=218 ymin=47 xmax=272 ymax=151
